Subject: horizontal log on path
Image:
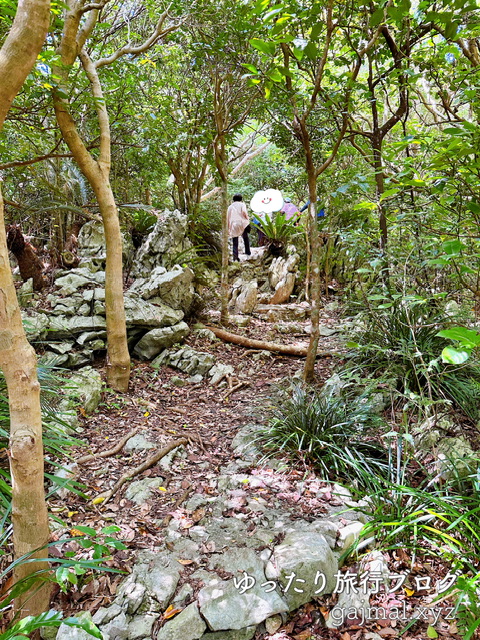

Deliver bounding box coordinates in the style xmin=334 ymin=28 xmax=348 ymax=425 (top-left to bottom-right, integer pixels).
xmin=206 ymin=325 xmax=341 ymax=358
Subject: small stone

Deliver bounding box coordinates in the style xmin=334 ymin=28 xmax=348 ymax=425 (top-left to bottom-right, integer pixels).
xmin=201 ymin=627 xmax=256 ymax=640
xmin=209 ymin=363 xmax=234 ymax=385
xmin=125 ymin=434 xmax=156 ymax=452
xmin=157 ymin=602 xmax=206 ymax=640
xmin=125 ymin=477 xmax=164 ymax=504
xmin=265 ymin=615 xmax=282 ymax=634
xmin=338 ymin=521 xmax=365 ymax=551
xmin=171 ymin=376 xmax=186 ymax=387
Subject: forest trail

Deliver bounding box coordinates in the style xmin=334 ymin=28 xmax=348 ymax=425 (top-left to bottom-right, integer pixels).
xmin=49 ymin=305 xmax=345 ymax=621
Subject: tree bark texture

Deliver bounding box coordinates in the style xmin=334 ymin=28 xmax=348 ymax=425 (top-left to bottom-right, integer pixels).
xmin=6 ymin=225 xmax=47 ymax=290
xmin=303 ymin=166 xmax=320 ymax=382
xmin=0 ymin=0 xmax=51 ymax=618
xmin=0 ymin=192 xmax=50 ymax=617
xmin=53 ymin=28 xmax=131 ymax=391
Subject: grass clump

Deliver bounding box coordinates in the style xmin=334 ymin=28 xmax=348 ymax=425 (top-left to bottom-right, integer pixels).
xmin=347 ymin=297 xmax=480 ymax=421
xmin=256 ymin=385 xmax=387 ymax=486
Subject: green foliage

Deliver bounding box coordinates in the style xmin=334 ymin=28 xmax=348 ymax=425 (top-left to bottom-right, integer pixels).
xmin=256 ymin=385 xmax=387 ymax=486
xmin=0 ymin=611 xmax=102 ymax=640
xmin=347 ymin=297 xmax=480 ymax=421
xmin=0 ymin=526 xmax=127 ymax=640
xmin=258 ymin=213 xmax=302 ymax=252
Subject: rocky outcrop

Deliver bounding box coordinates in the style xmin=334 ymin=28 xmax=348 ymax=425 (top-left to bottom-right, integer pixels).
xmin=77 ymin=221 xmax=135 ymax=270
xmin=132 ymin=209 xmax=192 ymax=277
xmin=52 ymin=424 xmax=374 ymax=640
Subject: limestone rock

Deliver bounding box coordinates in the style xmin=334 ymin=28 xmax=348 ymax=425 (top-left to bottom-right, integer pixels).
xmin=152 ymin=347 xmax=214 ymax=376
xmin=124 ymin=295 xmax=183 ymax=328
xmin=133 ymin=322 xmax=190 ymax=360
xmin=48 ymin=315 xmax=106 ymax=338
xmin=327 ymin=551 xmax=390 ymax=629
xmin=157 ymin=602 xmax=206 ymax=640
xmin=23 ymin=311 xmax=49 ymax=341
xmin=56 ymin=612 xmax=102 ymax=640
xmin=17 ymin=277 xmax=33 ymax=306
xmin=255 ymin=303 xmax=308 ymax=323
xmin=128 ymin=550 xmax=181 ymax=610
xmin=130 ymin=265 xmax=195 ymax=312
xmin=55 ymin=272 xmax=95 ymax=295
xmin=78 ymin=220 xmax=134 ymax=268
xmin=132 ymin=210 xmax=192 ymax=276
xmin=65 ymin=366 xmax=102 ymax=414
xmin=270 ymin=272 xmax=295 ymax=305
xmin=266 ymin=531 xmax=337 ymax=610
xmin=125 ymin=477 xmax=164 ymax=505
xmin=125 ymin=434 xmax=156 ymax=452
xmin=236 ymin=281 xmax=258 ymax=314
xmin=198 ymin=548 xmax=288 ymax=630
xmin=437 ymin=436 xmax=476 ymax=479
xmin=201 ymin=627 xmax=256 ymax=640
xmin=209 ymin=363 xmax=234 ymax=385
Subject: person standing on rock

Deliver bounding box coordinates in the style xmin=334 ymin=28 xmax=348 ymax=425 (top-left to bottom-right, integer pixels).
xmin=227 ymin=194 xmax=251 ymax=262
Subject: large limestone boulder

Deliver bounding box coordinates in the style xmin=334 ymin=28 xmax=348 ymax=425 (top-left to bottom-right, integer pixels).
xmin=157 ymin=603 xmax=206 ymax=640
xmin=64 ymin=366 xmax=103 ymax=414
xmin=47 ymin=315 xmax=107 ymax=338
xmin=231 ymin=280 xmax=258 ymax=315
xmin=268 ymin=253 xmax=299 ymax=304
xmin=133 ymin=322 xmax=190 ymax=360
xmin=265 ymin=531 xmax=337 ymax=610
xmin=77 ymin=220 xmax=134 ymax=269
xmin=129 ymin=264 xmax=195 ymax=313
xmin=23 ymin=311 xmax=49 ymax=341
xmin=132 ymin=210 xmax=192 ymax=277
xmin=198 ymin=548 xmax=288 ymax=631
xmin=123 ymin=295 xmax=183 ymax=328
xmin=152 ymin=346 xmax=215 ymax=376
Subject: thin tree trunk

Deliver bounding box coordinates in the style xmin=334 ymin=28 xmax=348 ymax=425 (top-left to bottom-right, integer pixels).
xmin=303 ymin=166 xmax=320 ymax=382
xmin=0 ymin=190 xmax=50 ymax=617
xmin=0 ymin=0 xmax=51 ymax=618
xmin=220 ymin=174 xmax=229 ymax=325
xmin=92 ymin=177 xmax=131 ymax=391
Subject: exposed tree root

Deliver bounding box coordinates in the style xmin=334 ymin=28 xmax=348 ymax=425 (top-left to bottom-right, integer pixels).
xmin=93 ymin=438 xmax=188 ymax=505
xmin=206 ymin=325 xmax=341 ymax=358
xmin=77 ymin=428 xmax=138 ymax=464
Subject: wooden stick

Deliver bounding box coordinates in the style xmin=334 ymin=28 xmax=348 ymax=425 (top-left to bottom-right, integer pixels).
xmin=93 ymin=438 xmax=188 ymax=505
xmin=77 ymin=429 xmax=139 ymax=464
xmin=206 ymin=325 xmax=341 ymax=358
xmin=222 ymin=381 xmax=248 ymax=401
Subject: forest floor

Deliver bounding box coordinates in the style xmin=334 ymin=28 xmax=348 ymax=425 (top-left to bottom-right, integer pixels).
xmin=21 ymin=298 xmax=463 ymax=640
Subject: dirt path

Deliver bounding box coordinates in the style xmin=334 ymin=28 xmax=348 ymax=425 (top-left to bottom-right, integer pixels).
xmin=49 ymin=309 xmax=343 ymax=615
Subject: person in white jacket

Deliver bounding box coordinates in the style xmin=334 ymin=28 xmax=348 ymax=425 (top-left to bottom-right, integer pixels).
xmin=227 ymin=194 xmax=251 ymax=261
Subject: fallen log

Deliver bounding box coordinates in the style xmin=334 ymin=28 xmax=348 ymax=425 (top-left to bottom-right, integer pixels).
xmin=206 ymin=326 xmax=341 ymax=358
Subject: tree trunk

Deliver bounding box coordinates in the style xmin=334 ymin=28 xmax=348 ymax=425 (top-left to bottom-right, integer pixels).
xmin=372 ymin=134 xmax=388 ymax=251
xmin=220 ymin=175 xmax=229 ymax=325
xmin=0 ymin=191 xmax=50 ymax=617
xmin=0 ymin=0 xmax=51 ymax=618
xmin=303 ymin=163 xmax=320 ymax=382
xmin=92 ymin=176 xmax=131 ymax=392
xmin=6 ymin=225 xmax=47 ymax=290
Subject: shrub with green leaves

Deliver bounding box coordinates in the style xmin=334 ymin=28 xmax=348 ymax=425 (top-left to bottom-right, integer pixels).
xmin=256 ymin=385 xmax=387 ymax=486
xmin=346 ymin=297 xmax=480 ymax=421
xmin=258 ymin=212 xmax=302 ymax=253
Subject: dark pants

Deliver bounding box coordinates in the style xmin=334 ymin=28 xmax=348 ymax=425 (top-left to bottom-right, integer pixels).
xmin=232 ymin=226 xmax=251 ymax=261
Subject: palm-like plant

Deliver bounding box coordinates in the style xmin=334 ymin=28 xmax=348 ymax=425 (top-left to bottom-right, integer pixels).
xmin=258 ymin=212 xmax=302 ymax=255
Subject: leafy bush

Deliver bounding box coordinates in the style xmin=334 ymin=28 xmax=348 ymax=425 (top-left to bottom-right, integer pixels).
xmin=256 ymin=385 xmax=387 ymax=486
xmin=258 ymin=213 xmax=302 ymax=254
xmin=347 ymin=297 xmax=480 ymax=420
